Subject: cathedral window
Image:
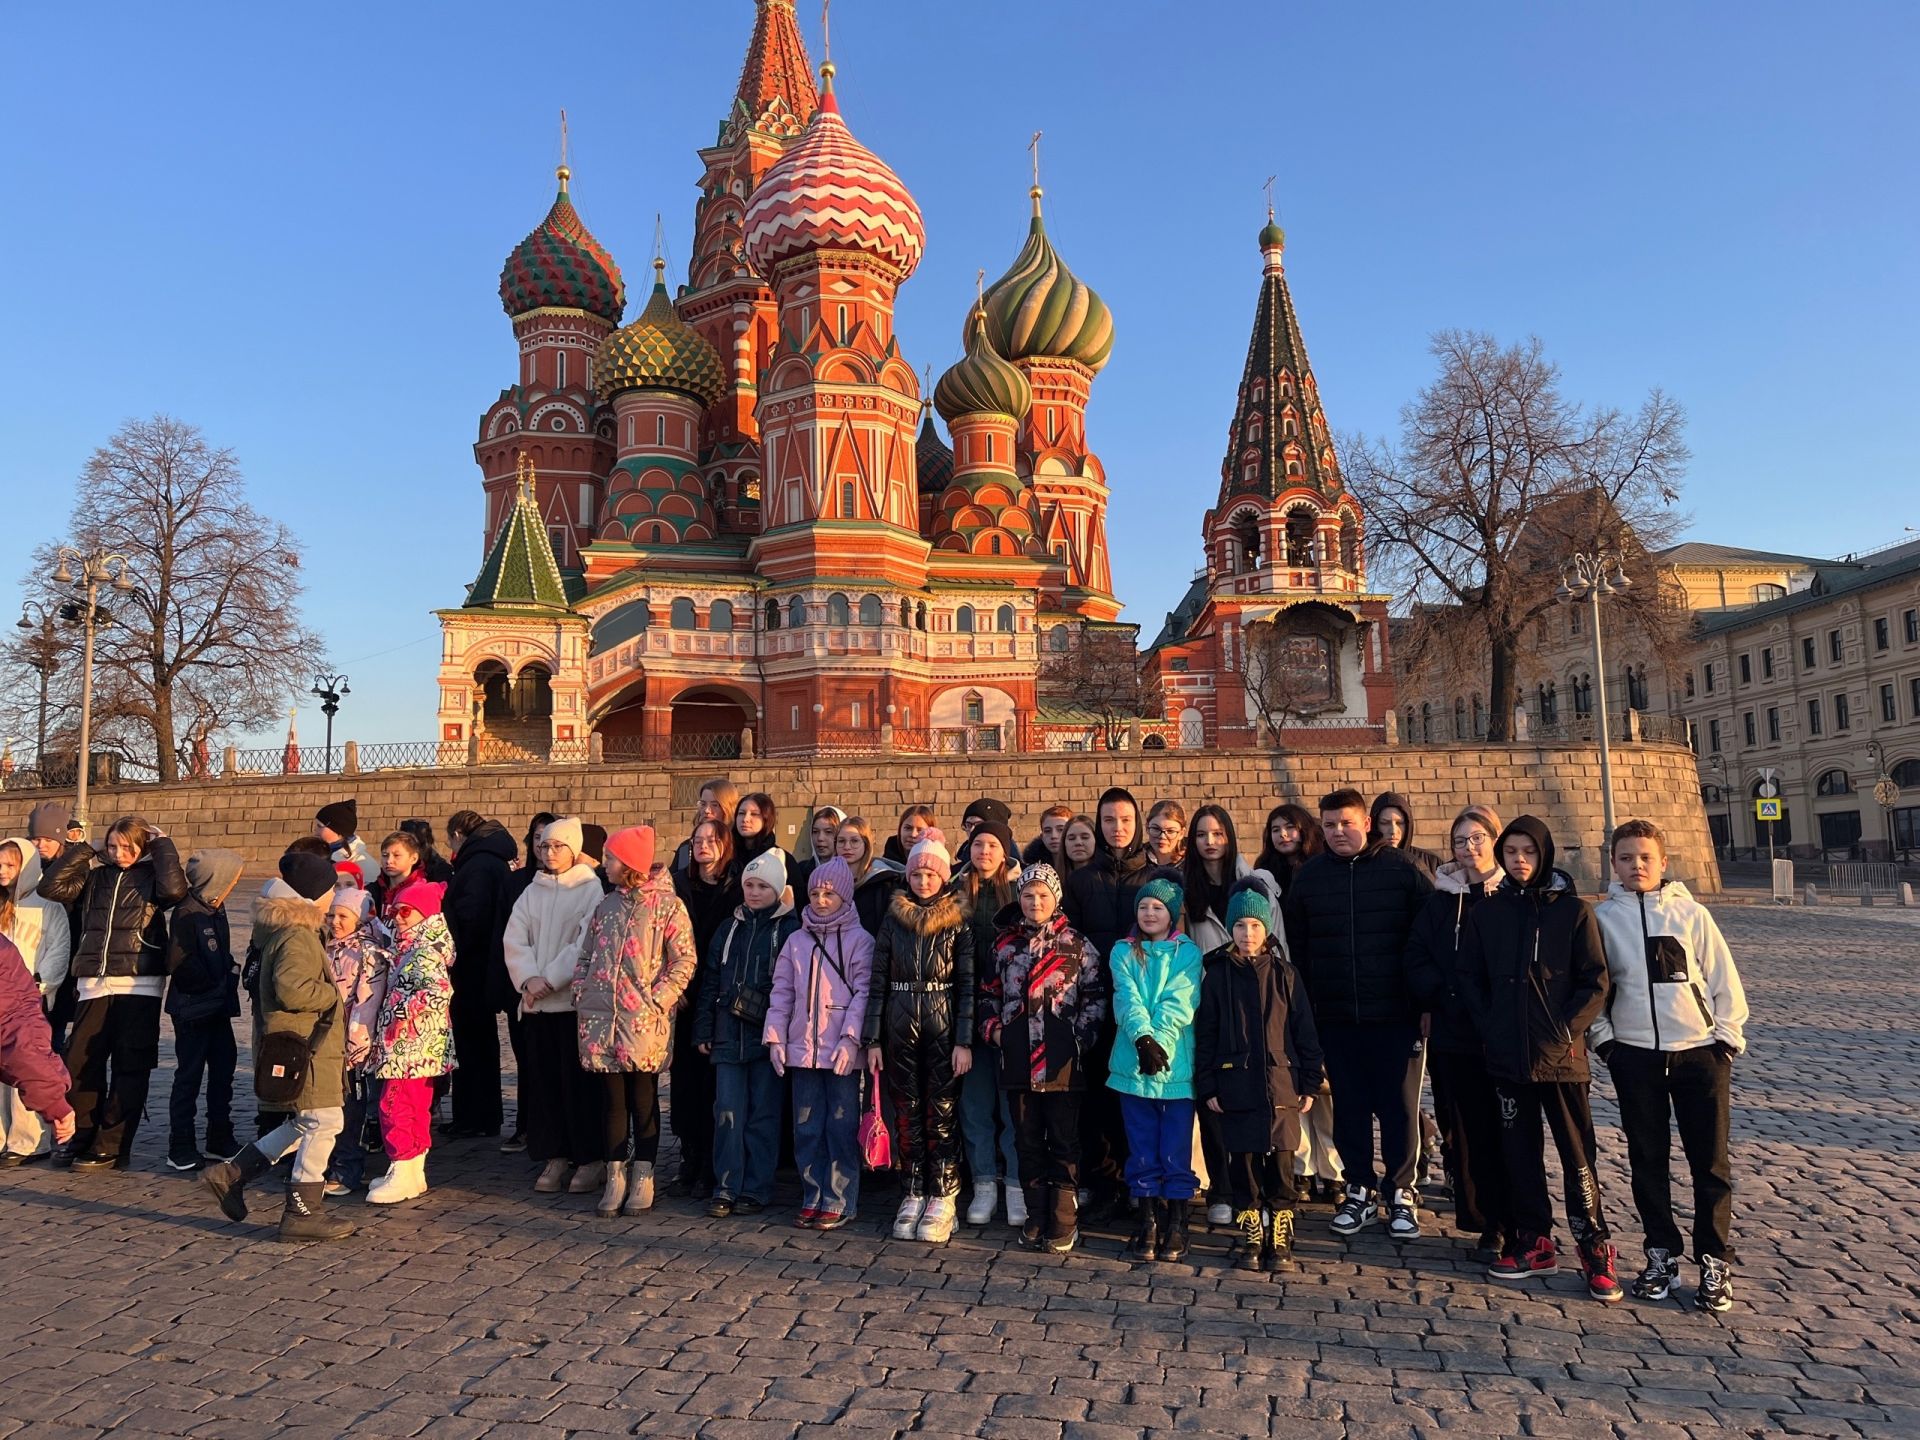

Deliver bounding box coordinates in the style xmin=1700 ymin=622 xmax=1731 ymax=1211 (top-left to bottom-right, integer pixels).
xmin=1284 ymin=509 xmax=1316 ymax=567
xmin=837 ymin=305 xmax=848 ymax=344
xmin=1048 ymin=624 xmax=1069 ymax=653
xmin=828 ymin=593 xmax=851 ymax=626
xmin=964 ymin=692 xmax=985 ymax=725
xmin=764 ymin=598 xmax=780 ymax=631
xmin=997 ymin=604 xmax=1015 ymax=632
xmin=900 ymin=598 xmax=912 ymax=628
xmin=1282 ymin=412 xmax=1297 ymax=438
xmin=916 ymin=602 xmax=928 ymax=631
xmin=1047 ymin=410 xmax=1057 ymax=444
xmin=656 ymin=414 xmax=666 ymax=446
xmin=670 ymin=598 xmax=696 ymax=631
xmin=859 ymin=594 xmax=883 ymax=626
xmin=841 ymin=481 xmax=856 ymax=516
xmin=556 ymin=352 xmax=566 ymax=389
xmin=956 ymin=605 xmax=975 ymax=633
xmin=986 ymin=434 xmax=995 ymax=463
xmin=788 ymin=595 xmax=806 ymax=629
xmin=1246 ymin=416 xmax=1262 ymax=443
xmin=990 ymin=535 xmax=1002 ymax=555
xmin=1454 ymin=698 xmax=1466 ymax=739
xmin=710 ymin=599 xmax=734 ymax=633
xmin=1286 ymin=459 xmax=1302 ymax=476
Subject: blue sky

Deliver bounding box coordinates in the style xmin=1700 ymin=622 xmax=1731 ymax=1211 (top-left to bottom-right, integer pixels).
xmin=2 ymin=1 xmax=1915 ymax=745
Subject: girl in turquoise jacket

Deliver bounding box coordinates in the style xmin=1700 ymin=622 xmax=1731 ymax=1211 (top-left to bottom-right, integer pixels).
xmin=1106 ymin=874 xmax=1203 ymax=1263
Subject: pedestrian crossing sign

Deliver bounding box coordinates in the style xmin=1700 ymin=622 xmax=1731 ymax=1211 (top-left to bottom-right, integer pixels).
xmin=1755 ymin=798 xmax=1783 ymax=821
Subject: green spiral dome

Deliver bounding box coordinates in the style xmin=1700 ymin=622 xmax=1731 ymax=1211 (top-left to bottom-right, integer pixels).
xmin=977 ymin=190 xmax=1114 ymax=373
xmin=934 ymin=309 xmax=1032 ymax=422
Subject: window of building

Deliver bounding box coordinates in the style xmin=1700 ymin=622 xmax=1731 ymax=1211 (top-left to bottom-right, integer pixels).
xmin=917 ymin=602 xmax=928 ymax=632
xmin=764 ymin=598 xmax=780 ymax=631
xmin=841 ymin=481 xmax=856 ymax=517
xmin=787 ymin=595 xmax=805 ymax=629
xmin=1703 ymin=661 xmax=1715 ymax=694
xmin=1818 ymin=809 xmax=1862 ymax=854
xmin=1912 ymin=676 xmax=1920 ymax=717
xmin=1906 ymin=608 xmax=1918 ymax=644
xmin=1883 ymin=683 xmax=1897 ymax=723
xmin=1171 ymin=657 xmax=1188 ymax=672
xmin=1684 ymin=671 xmax=1695 ymax=699
xmin=990 ymin=535 xmax=1002 ymax=555
xmin=827 ymin=593 xmax=851 ymax=626
xmin=1816 ymin=769 xmax=1852 ymax=796
xmin=1738 ymin=653 xmax=1752 ymax=684
xmin=656 ymin=413 xmax=666 ymax=446
xmin=1454 ymin=697 xmax=1467 ymax=738
xmin=963 ymin=692 xmax=984 ymax=725
xmin=1835 ymin=692 xmax=1851 ymax=730
xmin=1762 ymin=648 xmax=1774 ymax=679
xmin=1744 ymin=711 xmax=1756 ymax=747
xmin=710 ymin=599 xmax=734 ymax=633
xmin=1896 ymin=759 xmax=1920 ymax=789
xmin=1875 ymin=617 xmax=1891 ymax=651
xmin=850 ymin=701 xmax=862 ymax=728
xmin=1752 ymin=582 xmax=1786 ymax=603
xmin=1802 ymin=636 xmax=1816 ymax=669
xmin=790 ymin=705 xmax=800 ymax=731
xmin=996 ymin=604 xmax=1015 ymax=632
xmin=1767 ymin=706 xmax=1781 ymax=742
xmin=955 ymin=605 xmax=974 ymax=633
xmin=669 ymin=597 xmax=695 ymax=630
xmin=1573 ymin=673 xmax=1593 ymax=717
xmin=1829 ymin=628 xmax=1843 ymax=664
xmin=1708 ymin=718 xmax=1721 ymax=753
xmin=1807 ymin=697 xmax=1823 ymax=735
xmin=1472 ymin=695 xmax=1485 ymax=738
xmin=1569 ymin=608 xmax=1583 ymax=637
xmin=859 ymin=594 xmax=883 ymax=627
xmin=1420 ymin=703 xmax=1432 ymax=742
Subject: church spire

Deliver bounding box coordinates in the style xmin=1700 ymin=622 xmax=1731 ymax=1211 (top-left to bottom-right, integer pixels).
xmin=465 ymin=456 xmax=573 ymax=611
xmin=1219 ymin=206 xmax=1341 ymax=504
xmin=728 ymin=0 xmax=819 ymax=140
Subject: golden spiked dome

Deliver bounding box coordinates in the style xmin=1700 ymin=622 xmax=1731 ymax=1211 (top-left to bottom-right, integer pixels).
xmin=595 ymin=259 xmax=729 ymax=407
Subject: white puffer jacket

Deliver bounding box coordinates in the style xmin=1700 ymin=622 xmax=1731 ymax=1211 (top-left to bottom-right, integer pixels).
xmin=1591 ymin=880 xmax=1748 ymax=1054
xmin=2 ymin=836 xmax=71 ymax=998
xmin=503 ymin=863 xmax=604 ymax=1015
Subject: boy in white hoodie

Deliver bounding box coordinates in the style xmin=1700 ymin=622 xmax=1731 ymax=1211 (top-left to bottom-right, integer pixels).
xmin=1592 ymin=819 xmax=1749 ymax=1313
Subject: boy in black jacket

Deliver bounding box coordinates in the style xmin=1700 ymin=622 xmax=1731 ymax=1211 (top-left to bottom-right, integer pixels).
xmin=164 ymin=850 xmax=245 ymax=1170
xmin=1459 ymin=815 xmax=1620 ymax=1302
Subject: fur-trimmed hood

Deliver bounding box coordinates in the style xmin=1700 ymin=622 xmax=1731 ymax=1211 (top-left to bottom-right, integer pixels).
xmin=889 ymin=888 xmax=964 ymax=936
xmin=1432 ymin=860 xmax=1502 ymax=897
xmin=254 ymin=893 xmax=329 ymax=932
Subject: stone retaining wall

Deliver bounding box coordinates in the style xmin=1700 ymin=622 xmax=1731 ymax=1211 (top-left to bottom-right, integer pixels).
xmin=7 ymin=742 xmax=1719 ymax=893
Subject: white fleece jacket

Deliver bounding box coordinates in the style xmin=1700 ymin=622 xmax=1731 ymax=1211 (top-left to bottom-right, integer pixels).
xmin=1590 ymin=879 xmax=1748 ymax=1054
xmin=503 ymin=863 xmax=603 ymax=1015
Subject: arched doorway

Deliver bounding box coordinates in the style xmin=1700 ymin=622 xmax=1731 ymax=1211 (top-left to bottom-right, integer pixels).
xmin=669 ymin=687 xmax=754 ymax=760
xmin=1178 ymin=708 xmax=1205 ymax=748
xmin=475 ymin=660 xmax=512 ymax=723
xmin=514 ymin=663 xmax=553 ymax=720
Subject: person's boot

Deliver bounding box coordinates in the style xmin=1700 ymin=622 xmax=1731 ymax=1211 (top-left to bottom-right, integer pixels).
xmin=624 ymin=1161 xmax=655 ymax=1215
xmin=1127 ymin=1198 xmax=1161 ymax=1262
xmin=202 ymin=1143 xmax=274 ymax=1223
xmin=1233 ymin=1210 xmax=1264 ymax=1271
xmin=1044 ymin=1184 xmax=1079 ymax=1254
xmin=596 ymin=1160 xmax=630 ymax=1219
xmin=1158 ymin=1200 xmax=1190 ymax=1262
xmin=278 ymin=1181 xmax=356 ymax=1243
xmin=1265 ymin=1209 xmax=1296 ymax=1273
xmin=1018 ymin=1181 xmax=1047 ymax=1250
xmin=568 ymin=1161 xmax=607 ymax=1195
xmin=1004 ymin=1180 xmax=1028 ymax=1230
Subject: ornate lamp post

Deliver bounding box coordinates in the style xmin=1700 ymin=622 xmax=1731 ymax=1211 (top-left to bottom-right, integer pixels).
xmin=1706 ymin=752 xmax=1737 ymax=862
xmin=310 ymin=673 xmax=350 ymax=774
xmin=1866 ymin=739 xmax=1895 ymax=861
xmin=14 ymin=600 xmax=68 ymax=768
xmin=51 ymin=547 xmax=135 ymax=833
xmin=1555 ymin=549 xmax=1632 ymax=869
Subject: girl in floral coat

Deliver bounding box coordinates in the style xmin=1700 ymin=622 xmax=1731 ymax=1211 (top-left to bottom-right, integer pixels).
xmin=572 ymin=827 xmax=697 ymax=1219
xmin=321 ymin=889 xmax=391 ymax=1194
xmin=368 ymin=878 xmax=454 ymax=1205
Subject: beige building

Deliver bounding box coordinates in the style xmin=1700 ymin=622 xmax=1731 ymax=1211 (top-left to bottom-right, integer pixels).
xmin=1679 ymin=538 xmax=1920 ymax=860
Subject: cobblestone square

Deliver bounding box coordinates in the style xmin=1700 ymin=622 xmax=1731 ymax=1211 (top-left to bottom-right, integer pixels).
xmin=3 ymin=903 xmax=1916 ymax=1439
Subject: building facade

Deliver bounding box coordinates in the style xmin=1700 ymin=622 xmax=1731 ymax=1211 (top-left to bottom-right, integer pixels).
xmin=435 ymin=1 xmax=1124 ymax=760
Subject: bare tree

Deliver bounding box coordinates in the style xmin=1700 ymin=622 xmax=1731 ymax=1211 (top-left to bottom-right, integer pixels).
xmin=1037 ymin=622 xmax=1161 ymax=752
xmin=24 ymin=416 xmax=325 ymax=782
xmin=1347 ymin=331 xmax=1688 ymax=739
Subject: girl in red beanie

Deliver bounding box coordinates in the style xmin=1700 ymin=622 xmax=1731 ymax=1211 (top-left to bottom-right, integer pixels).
xmin=367 ymin=879 xmax=454 ymax=1204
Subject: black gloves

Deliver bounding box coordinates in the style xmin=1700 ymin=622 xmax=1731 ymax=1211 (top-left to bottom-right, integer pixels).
xmin=1135 ymin=1034 xmax=1171 ymax=1077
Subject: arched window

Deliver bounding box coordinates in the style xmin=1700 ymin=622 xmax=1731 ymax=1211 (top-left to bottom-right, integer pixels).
xmin=1816 ymin=769 xmax=1852 ymax=796
xmin=1284 ymin=509 xmax=1316 ymax=567
xmin=955 ymin=605 xmax=975 ymax=633
xmin=900 ymin=598 xmax=912 ymax=628
xmin=990 ymin=535 xmax=1002 ymax=555
xmin=1048 ymin=623 xmax=1069 ymax=653
xmin=669 ymin=597 xmax=696 ymax=631
xmin=840 ymin=480 xmax=856 ymax=516
xmin=827 ymin=592 xmax=851 ymax=626
xmin=996 ymin=604 xmax=1015 ymax=633
xmin=916 ymin=602 xmax=928 ymax=632
xmin=787 ymin=595 xmax=805 ymax=629
xmin=1472 ymin=695 xmax=1485 ymax=738
xmin=763 ymin=598 xmax=780 ymax=631
xmin=1453 ymin=697 xmax=1466 ymax=739
xmin=1420 ymin=703 xmax=1432 ymax=743
xmin=1891 ymin=758 xmax=1920 ymax=787
xmin=709 ymin=599 xmax=734 ymax=633
xmin=859 ymin=594 xmax=883 ymax=627
xmin=963 ymin=691 xmax=985 ymax=725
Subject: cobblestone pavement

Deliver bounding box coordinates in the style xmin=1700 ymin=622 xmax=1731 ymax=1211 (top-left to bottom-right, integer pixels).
xmin=3 ymin=904 xmax=1916 ymax=1439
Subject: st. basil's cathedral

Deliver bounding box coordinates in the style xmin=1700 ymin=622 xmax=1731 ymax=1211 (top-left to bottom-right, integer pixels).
xmin=434 ymin=0 xmax=1391 ymax=760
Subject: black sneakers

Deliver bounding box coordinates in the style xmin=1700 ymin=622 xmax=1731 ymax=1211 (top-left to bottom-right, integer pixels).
xmin=1696 ymin=1255 xmax=1734 ymax=1313
xmin=1632 ymin=1247 xmax=1680 ymax=1301
xmin=1330 ymin=1185 xmax=1375 ymax=1236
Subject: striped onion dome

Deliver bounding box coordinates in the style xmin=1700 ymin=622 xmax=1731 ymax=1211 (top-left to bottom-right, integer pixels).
xmin=499 ymin=167 xmax=625 ymax=324
xmin=741 ymin=65 xmax=925 ymax=281
xmin=978 ymin=188 xmax=1114 ymax=373
xmin=934 ymin=307 xmax=1032 ymax=423
xmin=595 ymin=261 xmax=729 ymax=407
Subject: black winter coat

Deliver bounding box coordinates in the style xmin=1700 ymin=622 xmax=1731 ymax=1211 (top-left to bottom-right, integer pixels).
xmin=40 ymin=837 xmax=188 ymax=982
xmin=852 ymin=862 xmax=904 ymax=937
xmin=164 ymin=893 xmax=239 ymax=1023
xmin=672 ymin=863 xmax=743 ymax=970
xmin=695 ymin=898 xmax=800 ymax=1064
xmin=1404 ymin=864 xmax=1502 ymax=1056
xmin=1280 ymin=843 xmax=1432 ymax=1028
xmin=1063 ymin=847 xmax=1151 ymax=965
xmin=1459 ymin=871 xmax=1610 ymax=1084
xmin=443 ymin=822 xmax=518 ymax=1011
xmin=1194 ymin=941 xmax=1325 ymax=1154
xmin=863 ymin=889 xmax=974 ymax=1052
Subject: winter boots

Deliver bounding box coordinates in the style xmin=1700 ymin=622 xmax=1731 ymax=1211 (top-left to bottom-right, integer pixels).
xmin=1265 ymin=1209 xmax=1296 ymax=1272
xmin=1234 ymin=1210 xmax=1264 ymax=1271
xmin=201 ymin=1143 xmax=273 ymax=1223
xmin=1157 ymin=1201 xmax=1190 ymax=1263
xmin=1044 ymin=1184 xmax=1079 ymax=1253
xmin=596 ymin=1160 xmax=629 ymax=1219
xmin=625 ymin=1161 xmax=655 ymax=1215
xmin=279 ymin=1182 xmax=355 ymax=1243
xmin=367 ymin=1155 xmax=428 ymax=1205
xmin=1018 ymin=1181 xmax=1048 ymax=1250
xmin=1128 ymin=1198 xmax=1161 ymax=1262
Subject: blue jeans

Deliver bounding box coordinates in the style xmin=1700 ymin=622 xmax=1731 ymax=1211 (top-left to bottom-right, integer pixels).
xmin=792 ymin=1067 xmax=861 ymax=1216
xmin=960 ymin=1061 xmax=1020 ymax=1186
xmin=327 ymin=1073 xmax=379 ymax=1187
xmin=712 ymin=1058 xmax=781 ymax=1204
xmin=1119 ymin=1094 xmax=1198 ymax=1200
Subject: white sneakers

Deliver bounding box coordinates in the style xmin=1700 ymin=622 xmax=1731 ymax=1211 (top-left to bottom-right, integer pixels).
xmin=966 ymin=1178 xmax=999 ymax=1226
xmin=892 ymin=1194 xmax=928 ymax=1239
xmin=1004 ymin=1182 xmax=1028 ymax=1228
xmin=1207 ymin=1203 xmax=1233 ymax=1226
xmin=1386 ymin=1188 xmax=1422 ymax=1239
xmin=367 ymin=1155 xmax=428 ymax=1205
xmin=917 ymin=1194 xmax=958 ymax=1243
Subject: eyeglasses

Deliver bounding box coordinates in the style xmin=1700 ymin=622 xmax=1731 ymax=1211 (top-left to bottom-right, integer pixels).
xmin=1146 ymin=825 xmax=1181 ymax=839
xmin=1452 ymin=833 xmax=1492 ymax=850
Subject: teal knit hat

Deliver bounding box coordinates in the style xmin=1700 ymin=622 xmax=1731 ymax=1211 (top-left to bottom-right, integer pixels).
xmin=1225 ymin=885 xmax=1272 ymax=931
xmin=1136 ymin=875 xmax=1183 ymax=926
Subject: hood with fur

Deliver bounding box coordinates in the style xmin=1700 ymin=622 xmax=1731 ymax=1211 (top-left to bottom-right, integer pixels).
xmin=889 ymin=888 xmax=964 ymax=935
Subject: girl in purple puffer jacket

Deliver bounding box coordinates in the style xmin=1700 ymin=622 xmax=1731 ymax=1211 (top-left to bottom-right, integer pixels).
xmin=764 ymin=858 xmax=872 ymax=1229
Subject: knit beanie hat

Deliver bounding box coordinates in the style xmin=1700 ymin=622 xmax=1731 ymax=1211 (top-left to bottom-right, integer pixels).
xmin=962 ymin=797 xmax=1013 ymax=830
xmin=907 ymin=827 xmax=953 ymax=886
xmin=743 ymin=846 xmax=788 ymax=895
xmin=542 ymin=816 xmax=585 ymax=858
xmin=390 ymin=877 xmax=446 ymax=920
xmin=969 ymin=818 xmax=1018 ymax=869
xmin=604 ymin=825 xmax=656 ymax=876
xmin=185 ymin=848 xmax=245 ymax=902
xmin=329 ymin=888 xmax=373 ymax=924
xmin=1225 ymin=884 xmax=1273 ymax=931
xmin=279 ymin=849 xmax=339 ymax=902
xmin=807 ymin=857 xmax=855 ymax=903
xmin=1136 ymin=874 xmax=1183 ymax=926
xmin=27 ymin=801 xmax=70 ymax=841
xmin=315 ymin=799 xmax=357 ymax=838
xmin=1018 ymin=862 xmax=1063 ymax=907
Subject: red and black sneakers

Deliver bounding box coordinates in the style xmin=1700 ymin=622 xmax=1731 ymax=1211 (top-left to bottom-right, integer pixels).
xmin=1579 ymin=1239 xmax=1625 ymax=1303
xmin=1488 ymin=1234 xmax=1558 ymax=1280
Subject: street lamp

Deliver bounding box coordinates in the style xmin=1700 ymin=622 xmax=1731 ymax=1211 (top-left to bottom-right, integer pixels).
xmin=15 ymin=600 xmax=70 ymax=768
xmin=1866 ymin=739 xmax=1895 ymax=861
xmin=310 ymin=673 xmax=350 ymax=774
xmin=1554 ymin=548 xmax=1632 ymax=871
xmin=50 ymin=546 xmax=135 ymax=833
xmin=1706 ymin=752 xmax=1737 ymax=863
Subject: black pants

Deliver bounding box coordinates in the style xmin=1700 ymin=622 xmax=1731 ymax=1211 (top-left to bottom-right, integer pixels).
xmin=64 ymin=994 xmax=162 ymax=1164
xmin=520 ymin=1011 xmax=603 ymax=1165
xmin=1319 ymin=1020 xmax=1424 ymax=1193
xmin=670 ymin=1006 xmax=715 ymax=1185
xmin=1226 ymin=1151 xmax=1298 ymax=1213
xmin=1009 ymin=1088 xmax=1081 ymax=1191
xmin=167 ymin=1015 xmax=237 ymax=1157
xmin=603 ymin=1071 xmax=661 ymax=1164
xmin=1495 ymin=1078 xmax=1610 ymax=1246
xmin=1197 ymin=1101 xmax=1228 ymax=1203
xmin=448 ymin=978 xmax=501 ymax=1134
xmin=1429 ymin=1047 xmax=1508 ymax=1237
xmin=1077 ymin=1020 xmax=1127 ymax=1197
xmin=1607 ymin=1044 xmax=1734 ymax=1261
xmin=886 ymin=1033 xmax=960 ymax=1195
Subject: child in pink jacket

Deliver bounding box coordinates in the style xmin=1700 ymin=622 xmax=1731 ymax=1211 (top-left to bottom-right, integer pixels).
xmin=764 ymin=859 xmax=872 ymax=1229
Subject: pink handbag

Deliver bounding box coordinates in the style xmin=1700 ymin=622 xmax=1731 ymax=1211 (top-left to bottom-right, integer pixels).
xmin=858 ymin=1072 xmax=892 ymax=1172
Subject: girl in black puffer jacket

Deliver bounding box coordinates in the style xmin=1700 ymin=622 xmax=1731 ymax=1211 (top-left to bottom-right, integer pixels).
xmin=38 ymin=815 xmax=188 ymax=1168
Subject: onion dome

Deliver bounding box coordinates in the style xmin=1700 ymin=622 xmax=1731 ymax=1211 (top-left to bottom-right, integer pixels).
xmin=1259 ymin=216 xmax=1287 ymax=250
xmin=742 ymin=65 xmax=926 ymax=280
xmin=978 ymin=188 xmax=1114 ymax=373
xmin=499 ymin=167 xmax=625 ymax=324
xmin=916 ymin=411 xmax=955 ymax=494
xmin=595 ymin=260 xmax=729 ymax=408
xmin=934 ymin=308 xmax=1032 ymax=423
